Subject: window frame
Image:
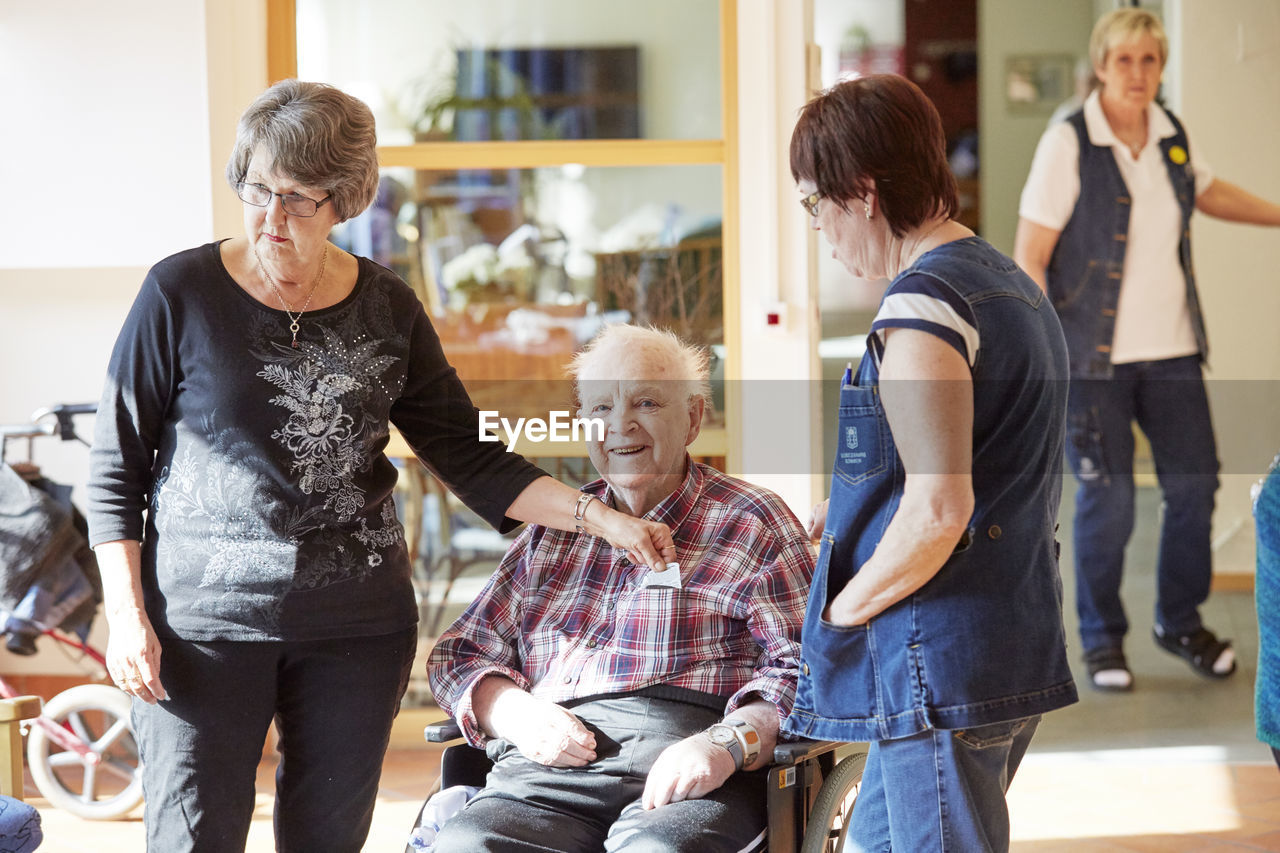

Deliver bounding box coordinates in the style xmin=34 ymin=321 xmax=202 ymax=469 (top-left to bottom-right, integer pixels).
xmin=266 ymin=0 xmax=741 ymax=469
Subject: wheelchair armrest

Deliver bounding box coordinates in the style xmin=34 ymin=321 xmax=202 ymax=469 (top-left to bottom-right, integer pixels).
xmin=772 ymin=737 xmax=840 ymax=766
xmin=424 ymin=718 xmax=463 ymax=743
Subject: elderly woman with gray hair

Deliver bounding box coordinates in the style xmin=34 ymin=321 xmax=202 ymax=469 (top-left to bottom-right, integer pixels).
xmin=86 ymin=79 xmax=675 ymax=852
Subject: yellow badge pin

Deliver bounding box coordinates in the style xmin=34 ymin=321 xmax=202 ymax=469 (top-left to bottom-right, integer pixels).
xmin=1169 ymin=145 xmax=1188 ymax=165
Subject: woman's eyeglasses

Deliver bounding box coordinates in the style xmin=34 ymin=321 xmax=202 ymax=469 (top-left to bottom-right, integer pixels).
xmin=236 ymin=181 xmax=333 ymax=218
xmin=799 ymin=191 xmax=823 ymax=218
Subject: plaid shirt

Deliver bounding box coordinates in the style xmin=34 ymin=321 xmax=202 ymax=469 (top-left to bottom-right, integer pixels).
xmin=427 ymin=461 xmax=815 ymax=746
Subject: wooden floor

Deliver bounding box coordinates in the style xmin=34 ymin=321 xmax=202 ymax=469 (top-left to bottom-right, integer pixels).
xmin=24 ymin=734 xmax=1280 ymax=852
xmin=27 ymin=743 xmax=443 ymax=852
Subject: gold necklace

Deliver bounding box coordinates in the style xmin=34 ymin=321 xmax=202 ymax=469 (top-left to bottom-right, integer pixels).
xmin=254 ymin=243 xmax=328 ymax=348
xmin=904 ymin=219 xmax=951 ymax=268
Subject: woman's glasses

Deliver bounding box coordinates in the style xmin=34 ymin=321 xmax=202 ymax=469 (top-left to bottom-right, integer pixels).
xmin=799 ymin=191 xmax=823 ymax=218
xmin=236 ymin=181 xmax=332 ymax=217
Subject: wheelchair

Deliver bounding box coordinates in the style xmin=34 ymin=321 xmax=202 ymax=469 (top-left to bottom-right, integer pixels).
xmin=409 ymin=719 xmax=867 ymax=853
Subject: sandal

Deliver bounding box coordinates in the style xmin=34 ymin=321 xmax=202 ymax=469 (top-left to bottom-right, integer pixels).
xmin=1153 ymin=626 xmax=1236 ymax=679
xmin=1084 ymin=646 xmax=1133 ymax=692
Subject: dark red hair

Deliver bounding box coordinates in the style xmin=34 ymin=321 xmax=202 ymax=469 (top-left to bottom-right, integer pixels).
xmin=790 ymin=74 xmax=958 ymax=238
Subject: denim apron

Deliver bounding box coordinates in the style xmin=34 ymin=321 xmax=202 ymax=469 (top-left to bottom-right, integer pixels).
xmin=786 ymin=238 xmax=1079 ymax=743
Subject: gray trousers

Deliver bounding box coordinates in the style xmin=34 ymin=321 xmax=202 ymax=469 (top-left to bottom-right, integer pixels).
xmin=431 ymin=689 xmax=768 ymax=853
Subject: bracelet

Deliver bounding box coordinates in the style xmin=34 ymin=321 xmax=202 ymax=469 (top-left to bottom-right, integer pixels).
xmin=574 ymin=492 xmax=601 ymax=532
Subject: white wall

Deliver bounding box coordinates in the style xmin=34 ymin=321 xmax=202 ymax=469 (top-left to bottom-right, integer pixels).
xmin=978 ymin=0 xmax=1096 ymax=253
xmin=1174 ymin=0 xmax=1280 ymax=573
xmin=0 ymin=0 xmax=268 ymax=674
xmin=0 ymin=0 xmax=267 ymax=459
xmin=0 ymin=0 xmax=213 ymax=268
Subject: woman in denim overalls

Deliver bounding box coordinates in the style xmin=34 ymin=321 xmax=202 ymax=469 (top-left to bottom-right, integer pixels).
xmin=785 ymin=75 xmax=1078 ymax=851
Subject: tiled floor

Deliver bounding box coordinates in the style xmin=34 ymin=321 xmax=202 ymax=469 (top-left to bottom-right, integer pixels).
xmin=25 ymin=485 xmax=1280 ymax=851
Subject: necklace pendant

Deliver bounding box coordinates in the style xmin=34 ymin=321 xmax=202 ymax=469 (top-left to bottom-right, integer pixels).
xmin=292 ymin=339 xmax=299 ymax=349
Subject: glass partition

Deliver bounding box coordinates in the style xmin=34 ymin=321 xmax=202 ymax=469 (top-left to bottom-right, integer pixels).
xmin=296 ymin=0 xmax=722 ymax=144
xmin=331 ymin=163 xmax=725 ymax=429
xmin=288 ymin=1 xmax=733 ymax=708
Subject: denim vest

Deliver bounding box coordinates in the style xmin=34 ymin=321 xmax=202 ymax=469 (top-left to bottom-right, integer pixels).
xmin=785 ymin=238 xmax=1078 ymax=742
xmin=1047 ymin=108 xmax=1205 ymax=378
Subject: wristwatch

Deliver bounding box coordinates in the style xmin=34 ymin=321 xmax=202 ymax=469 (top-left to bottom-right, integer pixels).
xmin=704 ymin=718 xmax=760 ymax=771
xmin=574 ymin=492 xmax=601 ymax=532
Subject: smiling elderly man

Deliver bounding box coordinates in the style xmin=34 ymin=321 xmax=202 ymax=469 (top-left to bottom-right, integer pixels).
xmin=425 ymin=324 xmax=815 ymax=853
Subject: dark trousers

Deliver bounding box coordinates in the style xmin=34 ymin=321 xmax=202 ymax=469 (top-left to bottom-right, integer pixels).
xmin=1065 ymin=356 xmax=1220 ymax=652
xmin=431 ymin=690 xmax=768 ymax=853
xmin=132 ymin=628 xmax=417 ymax=853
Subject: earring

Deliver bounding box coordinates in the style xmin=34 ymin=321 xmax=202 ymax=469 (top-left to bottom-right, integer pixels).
xmin=864 ymin=202 xmax=873 ymax=220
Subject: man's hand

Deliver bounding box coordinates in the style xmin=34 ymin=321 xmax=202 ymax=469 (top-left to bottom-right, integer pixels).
xmin=641 ymin=732 xmax=736 ymax=809
xmin=488 ymin=688 xmax=597 ymax=767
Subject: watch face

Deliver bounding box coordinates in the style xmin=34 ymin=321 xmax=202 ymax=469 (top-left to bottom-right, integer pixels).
xmin=708 ymin=726 xmax=736 ymax=746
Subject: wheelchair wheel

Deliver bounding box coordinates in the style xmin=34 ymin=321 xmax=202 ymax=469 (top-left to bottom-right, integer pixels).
xmin=26 ymin=684 xmax=143 ymax=820
xmin=799 ymin=750 xmax=866 ymax=853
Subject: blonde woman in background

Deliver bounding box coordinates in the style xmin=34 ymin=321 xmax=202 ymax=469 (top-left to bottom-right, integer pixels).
xmin=1015 ymin=9 xmax=1280 ymax=693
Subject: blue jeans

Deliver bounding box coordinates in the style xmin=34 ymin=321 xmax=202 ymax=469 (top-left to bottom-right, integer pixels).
xmin=1065 ymin=356 xmax=1219 ymax=652
xmin=848 ymin=716 xmax=1039 ymax=852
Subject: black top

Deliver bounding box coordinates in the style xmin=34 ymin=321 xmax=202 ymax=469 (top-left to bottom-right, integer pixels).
xmin=87 ymin=241 xmax=545 ymax=641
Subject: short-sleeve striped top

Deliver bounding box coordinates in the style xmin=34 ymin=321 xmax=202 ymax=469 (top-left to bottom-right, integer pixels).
xmin=866 ymin=273 xmax=979 ymax=370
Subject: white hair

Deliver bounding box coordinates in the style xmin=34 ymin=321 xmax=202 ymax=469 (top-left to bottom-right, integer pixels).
xmin=569 ymin=324 xmax=711 ymax=407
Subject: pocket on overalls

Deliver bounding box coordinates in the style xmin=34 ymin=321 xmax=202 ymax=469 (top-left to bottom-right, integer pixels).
xmin=834 ymin=385 xmax=888 ymax=488
xmin=804 ymin=623 xmax=872 ymax=719
xmin=799 ymin=534 xmax=875 ymax=718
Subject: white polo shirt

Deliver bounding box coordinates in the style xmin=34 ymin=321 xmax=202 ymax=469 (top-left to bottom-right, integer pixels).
xmin=1019 ymin=90 xmax=1214 ymax=364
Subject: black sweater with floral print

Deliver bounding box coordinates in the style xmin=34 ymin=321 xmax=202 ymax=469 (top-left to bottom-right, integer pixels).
xmin=88 ymin=241 xmax=544 ymax=641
